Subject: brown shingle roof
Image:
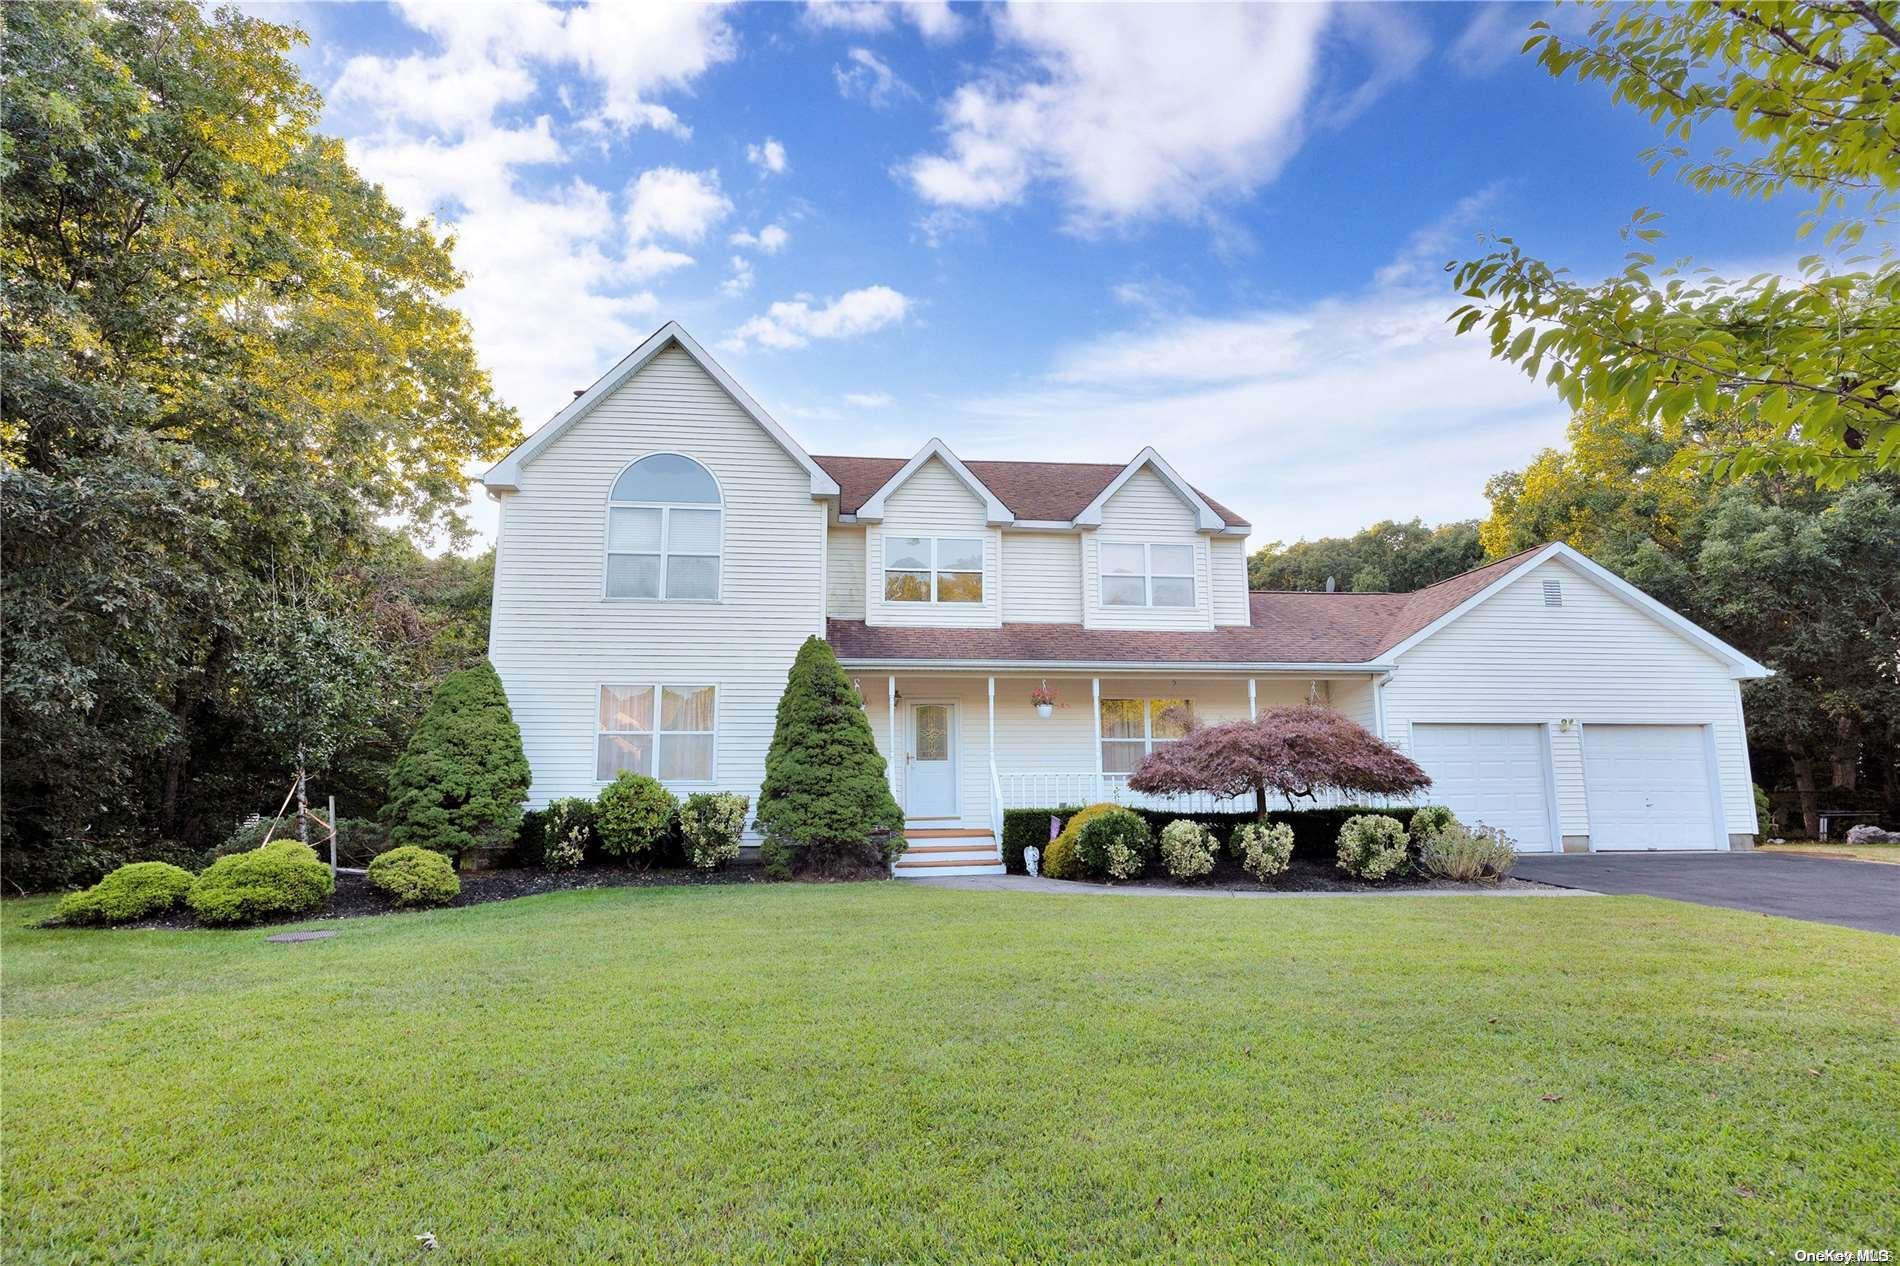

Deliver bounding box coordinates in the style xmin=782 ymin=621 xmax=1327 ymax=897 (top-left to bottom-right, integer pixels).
xmin=811 ymin=454 xmax=1249 ymax=528
xmin=826 ymin=548 xmax=1550 ymax=666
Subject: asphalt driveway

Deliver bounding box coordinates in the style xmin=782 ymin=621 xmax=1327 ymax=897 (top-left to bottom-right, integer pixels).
xmin=1515 ymin=852 xmax=1900 ymax=936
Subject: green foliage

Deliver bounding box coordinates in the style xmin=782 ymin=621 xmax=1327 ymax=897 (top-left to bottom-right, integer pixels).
xmin=0 ymin=0 xmax=518 ymax=890
xmin=539 ymin=798 xmax=597 ymax=871
xmin=1452 ymin=2 xmax=1900 ymax=486
xmin=1000 ymin=806 xmax=1081 ymax=873
xmin=1417 ymin=825 xmax=1518 ymax=883
xmin=1158 ymin=819 xmax=1217 ymax=881
xmin=1234 ymin=822 xmax=1295 ymax=881
xmin=595 ymin=774 xmax=678 ymax=859
xmin=1407 ymin=805 xmax=1458 ymax=843
xmin=1336 ymin=815 xmax=1410 ymax=881
xmin=1003 ymin=805 xmax=1428 ymax=873
xmin=1040 ymin=831 xmax=1084 ymax=881
xmin=1075 ymin=809 xmax=1153 ymax=881
xmin=756 ymin=637 xmax=904 ymax=870
xmin=55 ymin=862 xmax=196 ymax=926
xmin=679 ymin=793 xmax=748 ymax=870
xmin=1249 ymin=520 xmax=1484 ymax=592
xmin=366 ymin=846 xmax=460 ymax=908
xmin=379 ymin=664 xmax=531 ymax=860
xmin=186 ymin=846 xmax=333 ymax=926
xmin=759 ymin=838 xmax=795 ymax=882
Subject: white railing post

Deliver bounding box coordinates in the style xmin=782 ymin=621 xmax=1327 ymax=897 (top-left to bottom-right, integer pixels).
xmin=987 ymin=676 xmax=1000 ymax=839
xmin=1248 ymin=677 xmax=1257 ymax=720
xmin=887 ymin=674 xmax=898 ymax=799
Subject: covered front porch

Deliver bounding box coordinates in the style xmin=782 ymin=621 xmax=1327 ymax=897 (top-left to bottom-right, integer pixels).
xmin=848 ymin=668 xmax=1389 ymax=844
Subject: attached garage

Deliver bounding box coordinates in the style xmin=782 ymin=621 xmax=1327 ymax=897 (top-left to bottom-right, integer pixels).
xmin=1581 ymin=725 xmax=1720 ymax=850
xmin=1408 ymin=723 xmax=1555 ymax=852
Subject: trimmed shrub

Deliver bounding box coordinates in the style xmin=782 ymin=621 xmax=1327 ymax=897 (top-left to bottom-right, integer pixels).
xmin=1406 ymin=804 xmax=1457 ymax=843
xmin=1417 ymin=824 xmax=1518 ymax=882
xmin=1044 ymin=804 xmax=1123 ymax=876
xmin=380 ymin=662 xmax=531 ymax=861
xmin=680 ymin=792 xmax=748 ymax=870
xmin=1234 ymin=822 xmax=1295 ymax=881
xmin=1001 ymin=806 xmax=1081 ymax=873
xmin=1076 ymin=808 xmax=1152 ymax=881
xmin=366 ymin=845 xmax=460 ymax=907
xmin=187 ymin=846 xmax=334 ymax=926
xmin=596 ymin=773 xmax=678 ymax=858
xmin=215 ymin=812 xmax=331 ymax=859
xmin=539 ymin=797 xmax=597 ymax=870
xmin=759 ymin=837 xmax=795 ymax=882
xmin=56 ymin=861 xmax=196 ymax=925
xmin=1337 ymin=814 xmax=1410 ymax=880
xmin=1041 ymin=831 xmax=1083 ymax=880
xmin=1007 ymin=804 xmax=1429 ymax=869
xmin=755 ymin=636 xmax=905 ymax=872
xmin=1158 ymin=819 xmax=1217 ymax=881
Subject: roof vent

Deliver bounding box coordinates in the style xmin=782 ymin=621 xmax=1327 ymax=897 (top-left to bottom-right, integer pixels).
xmin=1543 ymin=579 xmax=1563 ymax=607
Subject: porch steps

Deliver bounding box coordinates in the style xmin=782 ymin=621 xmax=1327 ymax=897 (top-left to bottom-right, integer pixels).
xmin=892 ymin=827 xmax=1005 ymax=878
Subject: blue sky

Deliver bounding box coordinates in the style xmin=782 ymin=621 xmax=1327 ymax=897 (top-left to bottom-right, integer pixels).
xmin=263 ymin=1 xmax=1803 ymax=549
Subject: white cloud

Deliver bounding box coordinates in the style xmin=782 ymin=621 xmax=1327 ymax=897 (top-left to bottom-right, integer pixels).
xmin=721 ymin=255 xmax=755 ymax=297
xmin=622 ymin=243 xmax=697 ymax=281
xmin=747 ymin=137 xmax=790 ymax=174
xmin=730 ymin=224 xmax=791 ymax=254
xmin=1373 ymin=183 xmax=1506 ymax=288
xmin=834 ymin=46 xmax=918 ymax=108
xmin=1449 ymin=3 xmax=1595 ymax=76
xmin=845 ymin=392 xmax=895 ymax=408
xmin=905 ymin=3 xmax=1426 ymax=230
xmin=803 ymin=1 xmax=965 ymax=42
xmin=625 ymin=168 xmax=732 ymax=244
xmin=722 ymin=285 xmax=913 ymax=351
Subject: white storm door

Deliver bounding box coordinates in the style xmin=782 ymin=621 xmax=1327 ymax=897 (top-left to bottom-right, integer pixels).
xmin=1582 ymin=725 xmax=1717 ymax=850
xmin=906 ymin=702 xmax=958 ymax=819
xmin=1408 ymin=724 xmax=1555 ymax=852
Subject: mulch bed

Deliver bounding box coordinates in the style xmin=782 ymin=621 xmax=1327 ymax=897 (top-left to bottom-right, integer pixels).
xmin=1070 ymin=855 xmax=1543 ymax=894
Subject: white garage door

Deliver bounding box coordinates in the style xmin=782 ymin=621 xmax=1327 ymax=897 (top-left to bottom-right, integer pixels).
xmin=1409 ymin=724 xmax=1553 ymax=852
xmin=1582 ymin=725 xmax=1718 ymax=850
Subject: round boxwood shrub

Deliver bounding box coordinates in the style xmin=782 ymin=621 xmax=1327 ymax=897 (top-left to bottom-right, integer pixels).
xmin=680 ymin=792 xmax=748 ymax=870
xmin=1234 ymin=822 xmax=1295 ymax=881
xmin=1337 ymin=814 xmax=1410 ymax=881
xmin=366 ymin=846 xmax=460 ymax=908
xmin=1407 ymin=804 xmax=1458 ymax=843
xmin=187 ymin=846 xmax=334 ymax=926
xmin=1075 ymin=807 xmax=1153 ymax=881
xmin=56 ymin=861 xmax=196 ymax=926
xmin=539 ymin=796 xmax=597 ymax=870
xmin=596 ymin=772 xmax=678 ymax=858
xmin=1041 ymin=804 xmax=1121 ymax=880
xmin=1158 ymin=819 xmax=1217 ymax=881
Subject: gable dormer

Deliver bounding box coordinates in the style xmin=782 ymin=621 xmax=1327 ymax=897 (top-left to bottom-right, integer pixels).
xmin=1081 ymin=459 xmax=1219 ymax=631
xmin=860 ymin=442 xmax=1004 ymax=628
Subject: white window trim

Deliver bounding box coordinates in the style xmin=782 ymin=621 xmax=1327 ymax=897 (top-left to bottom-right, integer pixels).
xmin=1098 ymin=541 xmax=1197 ymax=609
xmin=594 ymin=682 xmax=719 ymax=785
xmin=602 ymin=452 xmax=725 ymax=604
xmin=1098 ymin=696 xmax=1195 ymax=778
xmin=883 ymin=534 xmax=985 ymax=605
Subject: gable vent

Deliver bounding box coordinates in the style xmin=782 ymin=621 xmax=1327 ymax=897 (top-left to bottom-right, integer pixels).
xmin=1542 ymin=579 xmax=1564 ymax=607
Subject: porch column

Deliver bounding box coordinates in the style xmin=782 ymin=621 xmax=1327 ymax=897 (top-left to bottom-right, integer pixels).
xmin=1091 ymin=676 xmax=1103 ymax=802
xmin=986 ymin=676 xmax=996 ymax=764
xmin=1248 ymin=678 xmax=1257 ymax=720
xmin=986 ymin=676 xmax=997 ymax=821
xmin=887 ymin=674 xmax=898 ymax=796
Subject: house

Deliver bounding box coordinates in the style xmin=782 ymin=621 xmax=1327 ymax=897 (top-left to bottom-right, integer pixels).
xmin=484 ymin=322 xmax=1771 ymax=876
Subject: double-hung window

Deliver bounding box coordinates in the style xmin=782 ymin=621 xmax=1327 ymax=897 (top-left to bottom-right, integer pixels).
xmin=1100 ymin=543 xmax=1195 ymax=607
xmin=597 ymin=684 xmax=716 ymax=782
xmin=1099 ymin=697 xmax=1193 ymax=775
xmin=884 ymin=536 xmax=983 ymax=603
xmin=605 ymin=453 xmax=721 ymax=600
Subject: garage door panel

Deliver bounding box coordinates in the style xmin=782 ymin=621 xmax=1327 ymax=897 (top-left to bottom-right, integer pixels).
xmin=1582 ymin=725 xmax=1716 ymax=851
xmin=1410 ymin=724 xmax=1553 ymax=852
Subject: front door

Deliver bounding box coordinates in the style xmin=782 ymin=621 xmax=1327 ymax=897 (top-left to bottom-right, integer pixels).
xmin=906 ymin=702 xmax=958 ymax=819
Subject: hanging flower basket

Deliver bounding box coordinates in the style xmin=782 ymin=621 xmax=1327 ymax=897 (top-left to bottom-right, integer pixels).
xmin=1030 ymin=681 xmax=1056 ymax=718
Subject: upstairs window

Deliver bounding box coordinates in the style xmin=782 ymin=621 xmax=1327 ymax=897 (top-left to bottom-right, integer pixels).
xmin=1100 ymin=543 xmax=1195 ymax=607
xmin=884 ymin=536 xmax=983 ymax=603
xmin=605 ymin=454 xmax=721 ymax=600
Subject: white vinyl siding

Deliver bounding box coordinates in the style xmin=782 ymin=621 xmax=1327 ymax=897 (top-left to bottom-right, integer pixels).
xmin=1381 ymin=558 xmax=1756 ymax=844
xmin=826 ymin=525 xmax=866 ymax=619
xmin=1082 ymin=468 xmax=1213 ymax=631
xmin=489 ymin=344 xmax=825 ymax=812
xmin=1211 ymin=536 xmax=1251 ymax=626
xmin=1001 ymin=533 xmax=1083 ymax=623
xmin=864 ymin=456 xmax=1000 ymax=628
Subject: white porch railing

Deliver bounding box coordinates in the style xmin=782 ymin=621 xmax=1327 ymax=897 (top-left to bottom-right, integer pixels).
xmin=995 ymin=771 xmax=1420 ymax=816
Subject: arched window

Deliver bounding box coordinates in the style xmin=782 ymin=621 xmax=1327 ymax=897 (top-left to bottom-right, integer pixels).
xmin=605 ymin=454 xmax=722 ymax=600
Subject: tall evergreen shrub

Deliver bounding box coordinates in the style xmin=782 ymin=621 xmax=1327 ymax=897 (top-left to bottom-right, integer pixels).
xmin=379 ymin=662 xmax=530 ymax=859
xmin=755 ymin=637 xmax=904 ymax=872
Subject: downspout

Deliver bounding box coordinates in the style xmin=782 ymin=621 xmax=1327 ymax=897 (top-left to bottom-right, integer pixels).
xmin=1373 ymin=672 xmax=1391 ymax=742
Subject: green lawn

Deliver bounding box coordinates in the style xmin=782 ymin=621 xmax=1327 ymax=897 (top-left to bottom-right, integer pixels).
xmin=5 ymin=885 xmax=1896 ymax=1264
xmin=1761 ymin=841 xmax=1900 ymax=864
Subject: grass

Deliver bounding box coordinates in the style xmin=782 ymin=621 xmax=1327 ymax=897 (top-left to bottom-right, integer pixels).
xmin=5 ymin=884 xmax=1896 ymax=1264
xmin=1760 ymin=841 xmax=1900 ymax=864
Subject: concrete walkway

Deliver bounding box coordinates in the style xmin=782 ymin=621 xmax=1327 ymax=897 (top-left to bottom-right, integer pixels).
xmin=907 ymin=874 xmax=1597 ymax=900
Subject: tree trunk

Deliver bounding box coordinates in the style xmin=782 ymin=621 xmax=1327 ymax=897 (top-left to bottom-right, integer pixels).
xmin=295 ymin=750 xmax=310 ymax=846
xmin=1791 ymin=754 xmax=1821 ymax=838
xmin=1829 ymin=718 xmax=1859 ymax=790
